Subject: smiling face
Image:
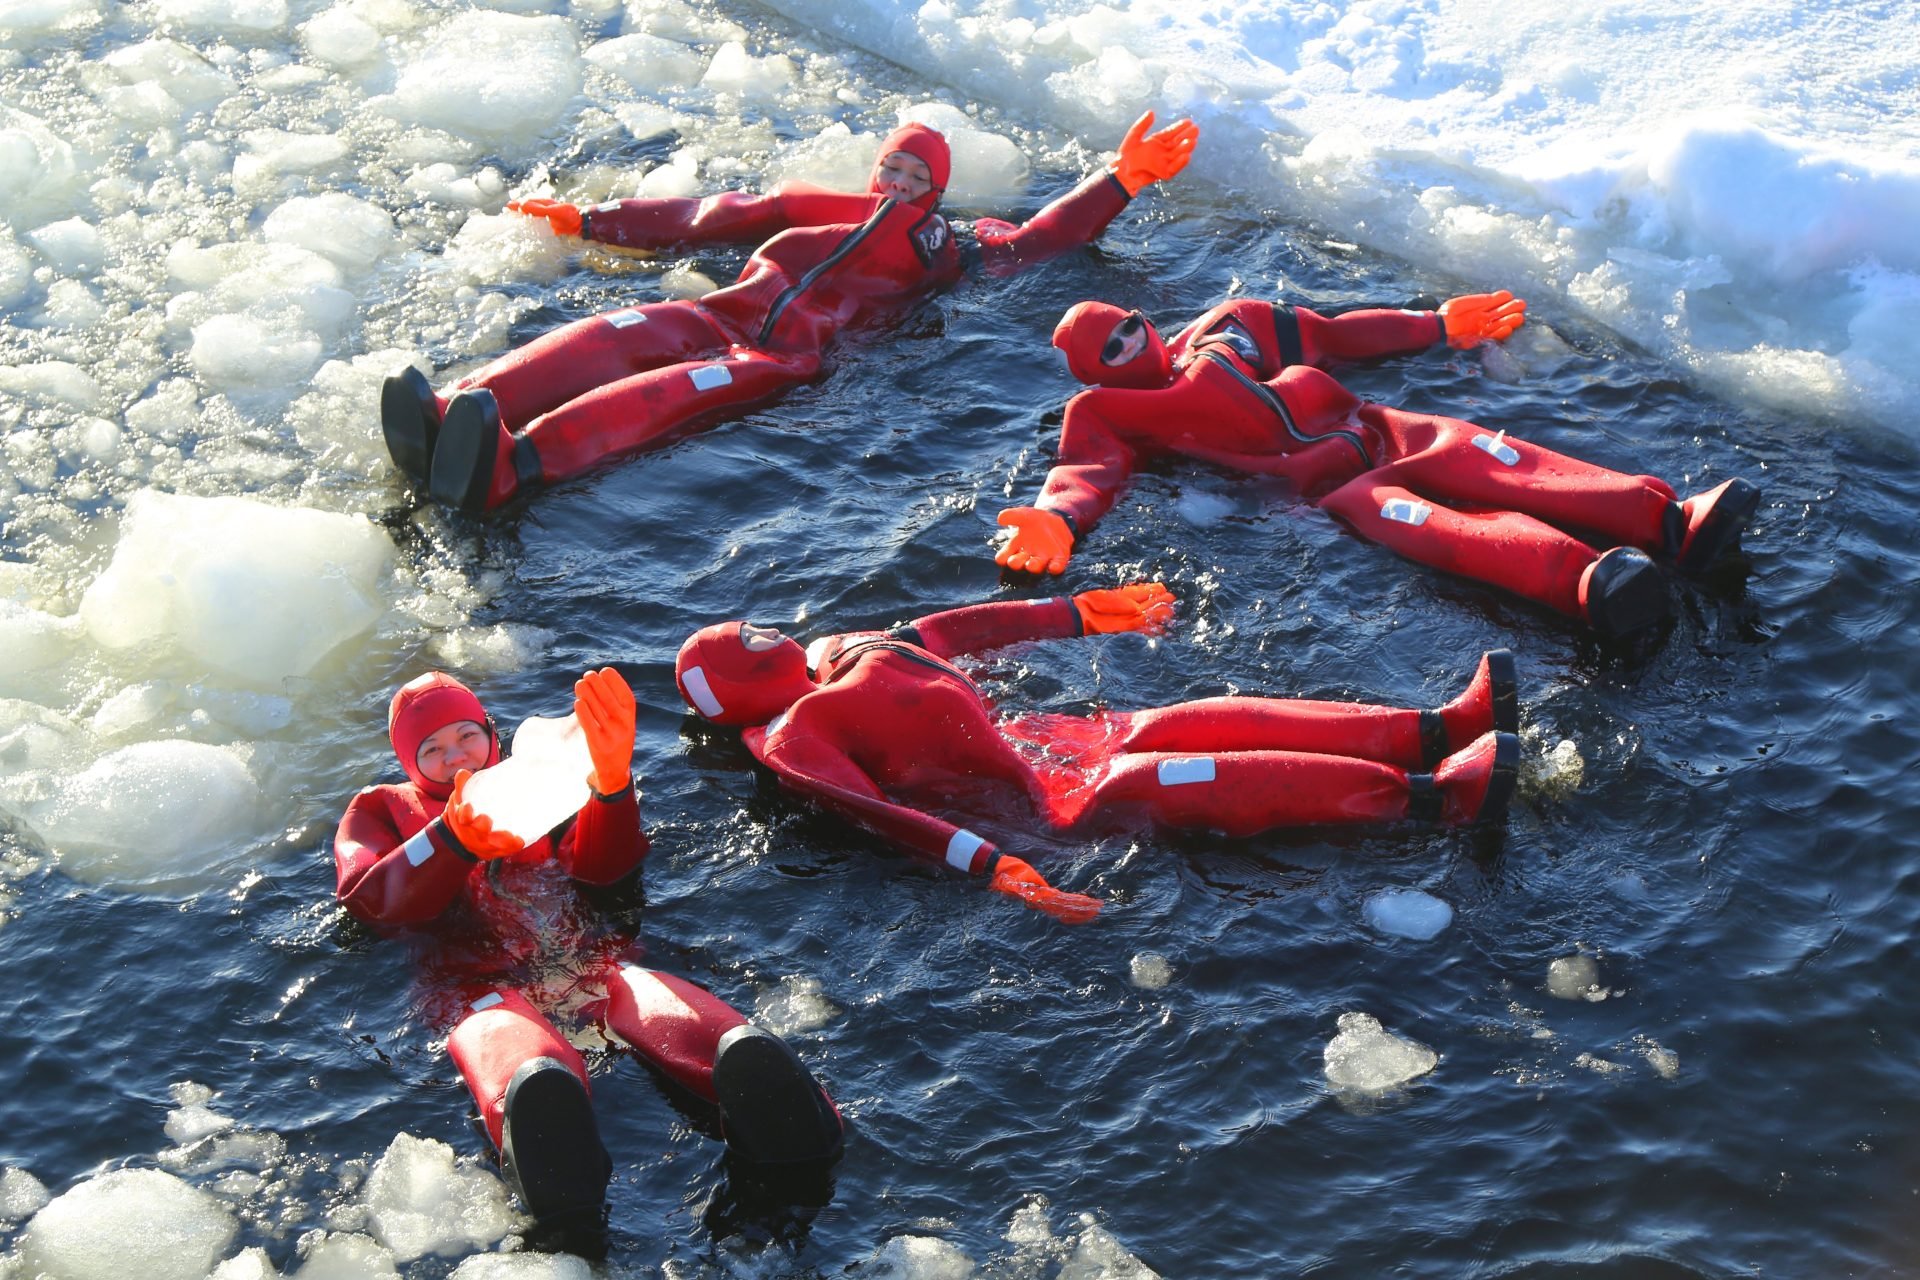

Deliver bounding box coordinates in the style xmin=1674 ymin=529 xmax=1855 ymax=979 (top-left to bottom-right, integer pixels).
xmin=1101 ymin=311 xmax=1149 ymax=366
xmin=872 ymin=150 xmax=934 ymax=204
xmin=414 ymin=719 xmax=491 ymax=785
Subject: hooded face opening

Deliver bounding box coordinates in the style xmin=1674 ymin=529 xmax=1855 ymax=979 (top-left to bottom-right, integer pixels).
xmin=1052 ymin=301 xmax=1174 ymax=390
xmin=867 ymin=124 xmax=950 ymax=212
xmin=1101 ymin=312 xmax=1148 ymax=366
xmin=414 ymin=719 xmax=491 ymax=786
xmin=872 ymin=151 xmax=934 ymax=205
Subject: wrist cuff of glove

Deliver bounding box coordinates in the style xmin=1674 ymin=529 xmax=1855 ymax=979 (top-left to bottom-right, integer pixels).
xmin=430 ymin=816 xmax=481 ymax=864
xmin=590 ymin=777 xmax=633 ymax=803
xmin=1038 ymin=507 xmax=1079 ymax=540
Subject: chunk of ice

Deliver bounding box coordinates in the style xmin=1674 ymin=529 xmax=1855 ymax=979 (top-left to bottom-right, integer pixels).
xmin=855 ymin=1235 xmax=976 ymax=1279
xmin=362 ymin=1133 xmax=517 ymax=1263
xmin=1128 ymin=952 xmax=1172 ymax=989
xmin=1362 ymin=888 xmax=1454 ymax=940
xmin=1323 ymin=1011 xmax=1438 ymax=1092
xmin=261 ymin=193 xmax=396 ymax=274
xmin=0 ymin=1166 xmax=50 ymax=1223
xmin=1545 ymin=953 xmax=1604 ymax=1000
xmin=449 ymin=1250 xmax=596 ymax=1278
xmin=379 ymin=11 xmax=582 ymax=147
xmin=26 ymin=216 xmax=103 ymax=272
xmin=17 ymin=1168 xmax=238 ymax=1280
xmin=754 ymin=974 xmax=843 ymax=1036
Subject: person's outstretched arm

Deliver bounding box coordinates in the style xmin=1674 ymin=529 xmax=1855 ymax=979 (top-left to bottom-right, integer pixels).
xmin=972 ymin=111 xmax=1198 ymax=277
xmin=1265 ymin=291 xmax=1527 ymax=371
xmin=899 ymin=584 xmax=1174 ymax=659
xmin=552 ymin=667 xmax=651 ymax=886
xmin=760 ymin=731 xmax=1101 ymax=923
xmin=997 ymin=389 xmax=1153 ymax=575
xmin=507 ymin=182 xmax=882 ymax=251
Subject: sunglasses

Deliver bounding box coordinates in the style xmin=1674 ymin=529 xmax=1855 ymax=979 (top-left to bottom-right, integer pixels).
xmin=1101 ymin=313 xmax=1146 ymax=365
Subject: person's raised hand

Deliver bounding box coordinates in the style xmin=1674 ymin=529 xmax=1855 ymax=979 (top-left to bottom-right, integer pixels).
xmin=1439 ymin=290 xmax=1527 ymax=348
xmin=1073 ymin=582 xmax=1176 ymax=635
xmin=506 ymin=197 xmax=583 ymax=237
xmin=574 ymin=666 xmax=636 ymax=794
xmin=995 ymin=507 xmax=1075 ymax=576
xmin=442 ymin=769 xmax=526 ymax=860
xmin=988 ymin=853 xmax=1102 ymax=924
xmin=1110 ymin=111 xmax=1200 ymax=197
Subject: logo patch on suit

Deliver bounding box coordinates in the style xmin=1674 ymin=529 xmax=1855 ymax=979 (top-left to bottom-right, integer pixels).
xmin=1205 ymin=320 xmax=1261 ymax=364
xmin=911 ymin=214 xmax=951 ymax=266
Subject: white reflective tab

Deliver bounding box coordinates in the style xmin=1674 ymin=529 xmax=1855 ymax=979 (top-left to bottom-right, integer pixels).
xmin=604 ymin=309 xmax=647 ymax=329
xmin=401 ymin=828 xmax=436 ymax=866
xmin=805 ymin=636 xmax=832 ymax=674
xmin=1157 ymin=757 xmax=1217 ymax=787
xmin=1473 ymin=432 xmax=1520 ymax=466
xmin=594 ymin=201 xmax=623 ymax=213
xmin=945 ymin=829 xmax=985 ymax=872
xmin=688 ymin=364 xmax=733 ymax=391
xmin=681 ymin=666 xmax=725 ymax=718
xmin=1380 ymin=498 xmax=1432 ymax=527
xmin=470 ymin=992 xmax=505 ymax=1013
xmin=765 ymin=710 xmax=789 ymax=738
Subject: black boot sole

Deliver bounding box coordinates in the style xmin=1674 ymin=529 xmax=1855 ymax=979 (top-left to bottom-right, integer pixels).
xmin=380 ymin=366 xmax=438 ymax=484
xmin=501 ymin=1057 xmax=610 ymax=1248
xmin=1677 ymin=478 xmax=1761 ymax=573
xmin=1585 ymin=547 xmax=1669 ymax=639
xmin=712 ymin=1025 xmax=844 ymax=1169
xmin=1485 ymin=648 xmax=1518 ymax=737
xmin=429 ymin=390 xmax=501 ymax=514
xmin=1475 ymin=731 xmax=1520 ymax=824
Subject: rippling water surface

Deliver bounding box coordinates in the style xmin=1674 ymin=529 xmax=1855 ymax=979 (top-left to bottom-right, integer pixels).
xmin=4 ymin=3 xmax=1919 ymax=1277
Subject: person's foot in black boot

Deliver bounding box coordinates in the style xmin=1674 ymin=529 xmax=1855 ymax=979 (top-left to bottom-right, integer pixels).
xmin=712 ymin=1025 xmax=844 ymax=1172
xmin=1433 ymin=730 xmax=1520 ymax=826
xmin=380 ymin=366 xmax=441 ymax=484
xmin=1675 ymin=478 xmax=1761 ymax=573
xmin=428 ymin=389 xmax=503 ymax=515
xmin=1423 ymin=648 xmax=1518 ymax=767
xmin=1578 ymin=546 xmax=1669 ymax=639
xmin=501 ymin=1057 xmax=611 ymax=1258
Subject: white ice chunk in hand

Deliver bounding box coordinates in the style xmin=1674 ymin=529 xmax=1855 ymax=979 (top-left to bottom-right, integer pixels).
xmin=460 ymin=713 xmax=595 ymax=844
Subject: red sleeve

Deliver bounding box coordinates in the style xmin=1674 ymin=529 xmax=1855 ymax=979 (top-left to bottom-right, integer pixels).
xmin=759 ymin=732 xmax=1002 ymax=876
xmin=1286 ymin=303 xmax=1444 ymax=367
xmin=581 ymin=182 xmax=882 ymax=250
xmin=333 ymin=789 xmax=476 ymax=928
xmin=974 ymin=170 xmax=1131 ymax=277
xmin=901 ymin=596 xmax=1082 ymax=659
xmin=1034 ymin=387 xmax=1158 ymax=534
xmin=553 ymin=783 xmax=648 ymax=886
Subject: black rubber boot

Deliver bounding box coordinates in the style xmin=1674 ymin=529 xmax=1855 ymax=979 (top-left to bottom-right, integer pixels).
xmin=1421 ymin=648 xmax=1518 ymax=767
xmin=501 ymin=1057 xmax=610 ymax=1256
xmin=712 ymin=1025 xmax=844 ymax=1169
xmin=1676 ymin=478 xmax=1761 ymax=573
xmin=428 ymin=389 xmax=503 ymax=514
xmin=380 ymin=366 xmax=440 ymax=484
xmin=1579 ymin=547 xmax=1669 ymax=639
xmin=1433 ymin=730 xmax=1520 ymax=825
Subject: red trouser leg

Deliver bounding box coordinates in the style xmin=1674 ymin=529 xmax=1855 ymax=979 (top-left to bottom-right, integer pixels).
xmin=446 ymin=989 xmax=590 ymax=1150
xmin=1113 ymin=697 xmax=1428 ymax=769
xmin=450 ymin=302 xmax=737 ymax=430
xmin=1082 ymin=749 xmax=1413 ymax=838
xmin=601 ymin=965 xmax=748 ymax=1105
xmin=1378 ymin=413 xmax=1679 ymax=547
xmin=1320 ymin=474 xmax=1601 ymax=617
xmin=518 ymin=347 xmax=823 ymax=485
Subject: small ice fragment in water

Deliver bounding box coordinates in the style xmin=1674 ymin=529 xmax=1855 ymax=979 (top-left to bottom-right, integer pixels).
xmin=855 ymin=1234 xmax=975 ymax=1278
xmin=1323 ymin=1012 xmax=1438 ymax=1092
xmin=1546 ymin=954 xmax=1606 ymax=1000
xmin=1173 ymin=490 xmax=1234 ymax=527
xmin=1362 ymin=888 xmax=1453 ymax=939
xmin=0 ymin=1166 xmax=50 ymax=1223
xmin=1129 ymin=952 xmax=1172 ymax=989
xmin=1643 ymin=1043 xmax=1680 ymax=1078
xmin=1573 ymin=1052 xmax=1627 ymax=1075
xmin=754 ymin=974 xmax=842 ymax=1036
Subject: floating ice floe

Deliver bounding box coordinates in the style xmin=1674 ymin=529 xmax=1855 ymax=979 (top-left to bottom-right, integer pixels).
xmin=1363 ymin=888 xmax=1454 ymax=940
xmin=1129 ymin=951 xmax=1173 ymax=989
xmin=1324 ymin=1011 xmax=1438 ymax=1092
xmin=362 ymin=1133 xmax=519 ymax=1263
xmin=15 ymin=1168 xmax=238 ymax=1280
xmin=1545 ymin=953 xmax=1608 ymax=1001
xmin=378 ymin=11 xmax=583 ymax=147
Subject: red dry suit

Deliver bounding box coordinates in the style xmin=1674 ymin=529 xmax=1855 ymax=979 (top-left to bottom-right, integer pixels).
xmin=674 ymin=599 xmax=1516 ymax=893
xmin=1030 ymin=298 xmax=1713 ymax=626
xmin=332 ymin=674 xmax=765 ymax=1154
xmin=444 ymin=126 xmax=1132 ymax=508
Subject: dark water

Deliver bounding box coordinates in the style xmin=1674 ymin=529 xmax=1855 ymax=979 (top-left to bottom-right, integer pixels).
xmin=7 ymin=151 xmax=1920 ymax=1279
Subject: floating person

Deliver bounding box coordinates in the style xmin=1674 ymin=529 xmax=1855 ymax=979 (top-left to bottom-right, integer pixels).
xmin=992 ymin=293 xmax=1761 ymax=638
xmin=333 ymin=667 xmax=843 ymax=1253
xmin=384 ymin=112 xmax=1200 ymax=512
xmin=673 ymin=586 xmax=1519 ymax=924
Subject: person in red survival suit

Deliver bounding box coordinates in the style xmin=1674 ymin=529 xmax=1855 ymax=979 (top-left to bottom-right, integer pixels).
xmin=673 ymin=586 xmax=1521 ymax=925
xmin=992 ymin=294 xmax=1763 ymax=639
xmin=333 ymin=667 xmax=843 ymax=1253
xmin=381 ymin=113 xmax=1201 ymax=514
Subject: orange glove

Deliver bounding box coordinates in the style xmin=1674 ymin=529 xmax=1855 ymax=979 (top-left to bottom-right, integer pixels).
xmin=574 ymin=666 xmax=636 ymax=794
xmin=1073 ymin=582 xmax=1175 ymax=635
xmin=1109 ymin=111 xmax=1200 ymax=197
xmin=995 ymin=507 xmax=1075 ymax=576
xmin=1438 ymin=290 xmax=1526 ymax=348
xmin=442 ymin=769 xmax=526 ymax=861
xmin=506 ymin=197 xmax=583 ymax=237
xmin=989 ymin=854 xmax=1102 ymax=924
